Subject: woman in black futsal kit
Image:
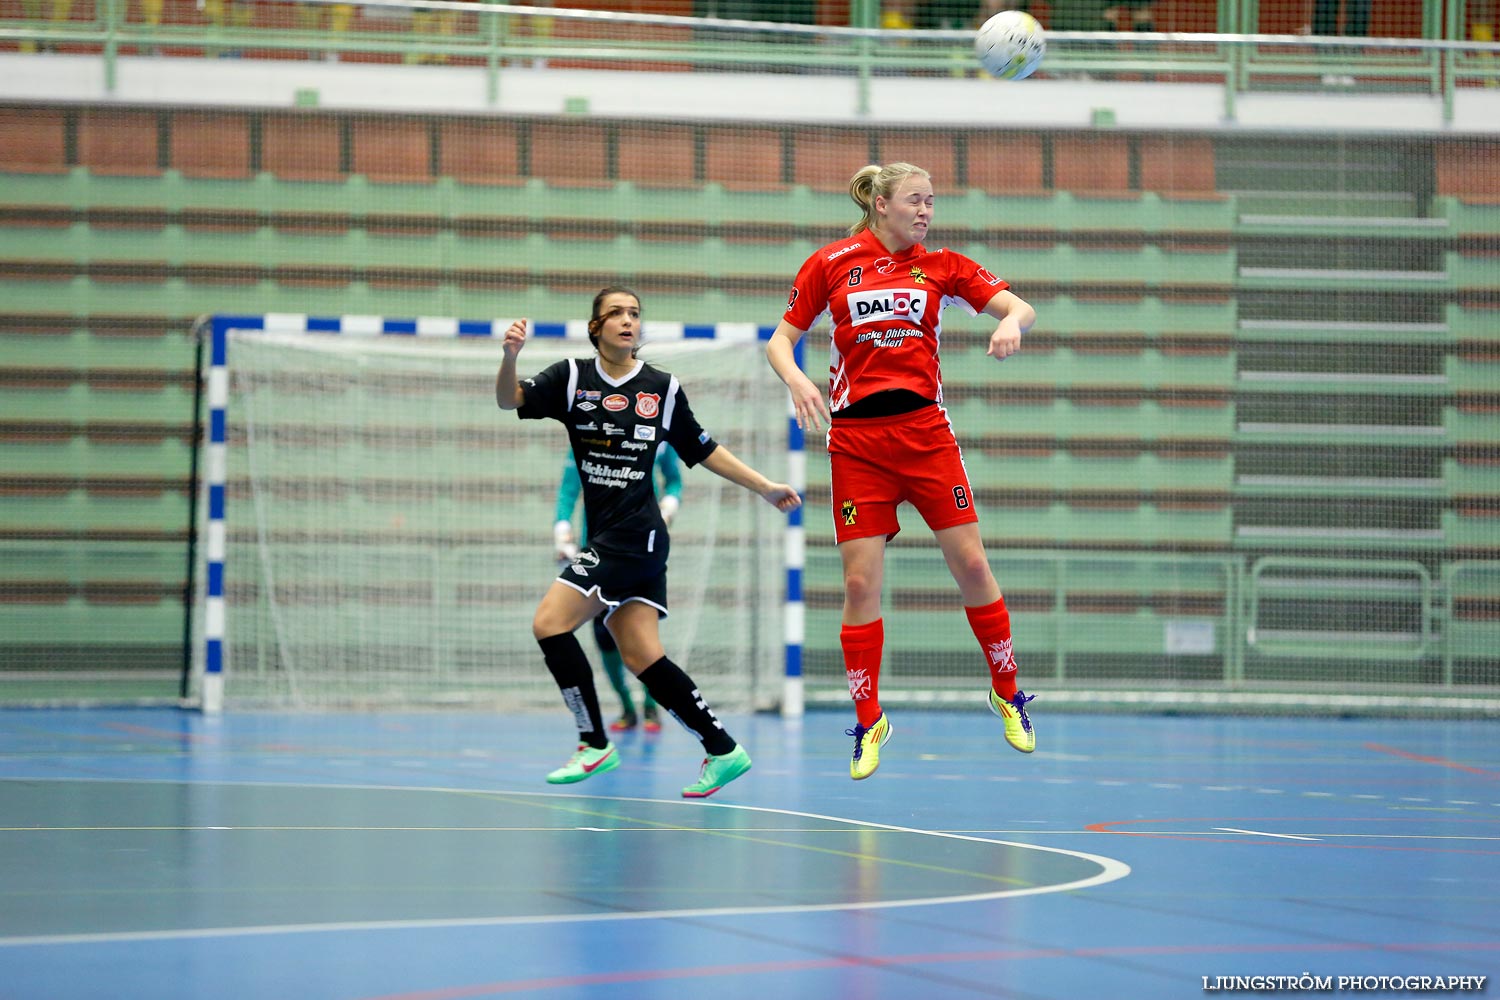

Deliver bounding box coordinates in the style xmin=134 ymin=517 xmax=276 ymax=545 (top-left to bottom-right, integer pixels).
xmin=497 ymin=286 xmax=801 ymax=798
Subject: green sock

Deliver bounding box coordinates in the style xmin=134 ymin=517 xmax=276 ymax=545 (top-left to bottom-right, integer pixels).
xmin=601 ymin=647 xmax=635 ymax=719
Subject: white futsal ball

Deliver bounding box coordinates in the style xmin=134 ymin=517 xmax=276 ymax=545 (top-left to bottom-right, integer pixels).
xmin=974 ymin=9 xmax=1046 ymax=81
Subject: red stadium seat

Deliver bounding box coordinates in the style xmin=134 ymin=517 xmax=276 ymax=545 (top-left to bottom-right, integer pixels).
xmin=439 ymin=118 xmax=524 ymax=185
xmin=530 ymin=122 xmax=610 ymax=186
xmin=704 ymin=126 xmax=786 ymax=189
xmin=0 ymin=107 xmax=69 ymax=173
xmin=618 ymin=123 xmax=697 ymax=187
xmin=877 ymin=132 xmax=961 ymax=193
xmin=792 ymin=128 xmax=875 ymax=191
xmin=967 ymin=132 xmax=1045 ymax=195
xmin=170 ymin=112 xmax=253 ymax=179
xmin=1437 ymin=140 xmax=1500 ymax=202
xmin=1138 ymin=136 xmax=1219 ymax=197
xmin=79 ymin=110 xmax=161 ymax=176
xmin=353 ymin=117 xmax=432 ymax=183
xmin=262 ymin=114 xmax=343 ymax=182
xmin=1053 ymin=134 xmax=1130 ymax=194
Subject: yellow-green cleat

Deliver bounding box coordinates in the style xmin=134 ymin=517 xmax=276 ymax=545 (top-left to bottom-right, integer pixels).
xmin=546 ymin=742 xmax=620 ymax=784
xmin=682 ymin=744 xmax=752 ymax=798
xmin=846 ymin=712 xmax=892 ymax=780
xmin=989 ymin=689 xmax=1036 ymax=753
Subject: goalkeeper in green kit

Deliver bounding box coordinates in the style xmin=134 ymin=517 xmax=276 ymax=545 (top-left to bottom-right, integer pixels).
xmin=553 ymin=444 xmax=682 ymax=733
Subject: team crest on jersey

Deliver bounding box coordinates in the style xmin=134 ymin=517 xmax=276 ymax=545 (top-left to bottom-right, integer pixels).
xmin=909 ymin=266 xmax=927 ymax=284
xmin=840 ymin=499 xmax=858 ymax=526
xmin=603 ymin=394 xmax=628 ymax=412
xmin=635 ymin=392 xmax=660 ymax=419
xmin=847 ymin=288 xmax=928 ymax=326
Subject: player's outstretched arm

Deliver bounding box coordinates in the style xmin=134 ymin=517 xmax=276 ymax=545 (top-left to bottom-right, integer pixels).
xmin=496 ymin=319 xmax=528 ymax=410
xmin=766 ymin=319 xmax=830 ymax=433
xmin=982 ymin=290 xmax=1035 ymax=361
xmin=701 ymin=446 xmax=802 ymax=513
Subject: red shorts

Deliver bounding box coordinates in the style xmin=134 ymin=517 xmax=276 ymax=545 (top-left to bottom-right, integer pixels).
xmin=826 ymin=404 xmax=979 ymax=544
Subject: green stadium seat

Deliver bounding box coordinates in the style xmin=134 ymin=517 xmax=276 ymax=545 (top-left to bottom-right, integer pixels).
xmin=946 ymin=397 xmax=1234 ymax=444
xmin=0 ymin=489 xmax=189 ymax=536
xmin=963 ymin=450 xmax=1233 ymax=494
xmin=1446 ymin=457 xmax=1500 ymax=495
xmin=0 ymin=328 xmax=192 ymax=369
xmin=1442 ymin=196 xmax=1500 ymax=236
xmin=944 ymin=344 xmax=1234 ymax=389
xmin=0 ymin=381 xmax=193 ymax=425
xmin=0 ymin=437 xmax=189 ymax=478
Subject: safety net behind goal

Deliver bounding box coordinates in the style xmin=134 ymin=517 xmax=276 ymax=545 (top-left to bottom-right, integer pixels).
xmin=205 ymin=326 xmax=788 ymax=711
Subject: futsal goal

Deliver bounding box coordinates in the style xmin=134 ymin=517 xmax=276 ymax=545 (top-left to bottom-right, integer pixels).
xmin=191 ymin=314 xmax=800 ymax=713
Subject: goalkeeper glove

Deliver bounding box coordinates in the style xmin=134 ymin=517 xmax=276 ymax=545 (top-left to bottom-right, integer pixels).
xmin=553 ymin=519 xmax=578 ymax=564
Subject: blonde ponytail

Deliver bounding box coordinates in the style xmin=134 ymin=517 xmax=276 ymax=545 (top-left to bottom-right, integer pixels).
xmin=847 ymin=165 xmax=882 ymax=237
xmin=846 ymin=162 xmax=931 ymax=238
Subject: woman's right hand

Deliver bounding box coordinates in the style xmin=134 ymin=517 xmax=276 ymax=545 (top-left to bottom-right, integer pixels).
xmin=502 ymin=319 xmax=528 ymax=359
xmin=789 ymin=372 xmax=831 ymax=434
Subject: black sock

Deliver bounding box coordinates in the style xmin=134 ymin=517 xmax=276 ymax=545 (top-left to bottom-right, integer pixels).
xmin=637 ymin=656 xmax=736 ymax=757
xmin=537 ymin=632 xmax=607 ymax=749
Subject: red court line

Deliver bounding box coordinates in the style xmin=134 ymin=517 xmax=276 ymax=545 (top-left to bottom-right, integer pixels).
xmin=364 ymin=940 xmax=1500 ymax=1000
xmin=102 ymin=722 xmax=218 ymax=745
xmin=1364 ymin=742 xmax=1500 ymax=779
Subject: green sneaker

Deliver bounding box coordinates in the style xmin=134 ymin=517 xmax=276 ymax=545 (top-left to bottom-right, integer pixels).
xmin=681 ymin=744 xmax=752 ymax=798
xmin=545 ymin=742 xmax=620 ymax=784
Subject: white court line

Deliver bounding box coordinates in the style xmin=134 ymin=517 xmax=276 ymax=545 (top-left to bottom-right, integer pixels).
xmin=1214 ymin=827 xmax=1322 ymax=841
xmin=0 ymin=778 xmax=1131 ymax=948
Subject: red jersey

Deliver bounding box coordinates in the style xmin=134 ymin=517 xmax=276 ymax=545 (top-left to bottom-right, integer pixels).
xmin=783 ymin=234 xmax=1008 ymax=412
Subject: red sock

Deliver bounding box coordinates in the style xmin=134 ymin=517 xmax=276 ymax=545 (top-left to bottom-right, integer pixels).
xmin=840 ymin=618 xmax=884 ymax=728
xmin=965 ymin=597 xmax=1017 ymax=699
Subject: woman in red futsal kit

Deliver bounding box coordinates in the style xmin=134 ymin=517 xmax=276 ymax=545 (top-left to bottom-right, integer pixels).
xmin=765 ymin=161 xmax=1038 ymax=780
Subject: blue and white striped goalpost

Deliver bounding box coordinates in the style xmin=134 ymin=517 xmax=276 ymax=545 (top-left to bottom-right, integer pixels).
xmin=195 ymin=313 xmax=808 ymax=716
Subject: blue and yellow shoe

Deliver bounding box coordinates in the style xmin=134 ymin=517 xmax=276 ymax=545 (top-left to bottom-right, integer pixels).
xmin=682 ymin=744 xmax=752 ymax=798
xmin=846 ymin=712 xmax=892 ymax=780
xmin=989 ymin=689 xmax=1036 ymax=753
xmin=546 ymin=742 xmax=620 ymax=784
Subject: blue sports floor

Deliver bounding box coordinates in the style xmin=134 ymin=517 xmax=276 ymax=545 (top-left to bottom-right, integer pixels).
xmin=1 ymin=706 xmax=1496 ymax=999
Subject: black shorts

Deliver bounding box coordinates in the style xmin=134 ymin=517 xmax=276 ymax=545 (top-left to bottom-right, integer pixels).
xmin=558 ymin=544 xmax=669 ymax=621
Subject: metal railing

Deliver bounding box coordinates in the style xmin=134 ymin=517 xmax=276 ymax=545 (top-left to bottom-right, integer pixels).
xmin=1 ymin=0 xmax=1498 ymax=122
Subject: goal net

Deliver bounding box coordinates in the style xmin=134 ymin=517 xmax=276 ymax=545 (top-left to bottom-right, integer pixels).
xmin=198 ymin=323 xmax=789 ymax=711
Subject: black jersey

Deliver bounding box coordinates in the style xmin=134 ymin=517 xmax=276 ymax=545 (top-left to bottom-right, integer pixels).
xmin=519 ymin=356 xmax=718 ymax=554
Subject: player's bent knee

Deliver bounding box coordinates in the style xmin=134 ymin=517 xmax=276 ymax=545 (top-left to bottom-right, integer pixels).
xmin=532 ymin=608 xmax=577 ymax=641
